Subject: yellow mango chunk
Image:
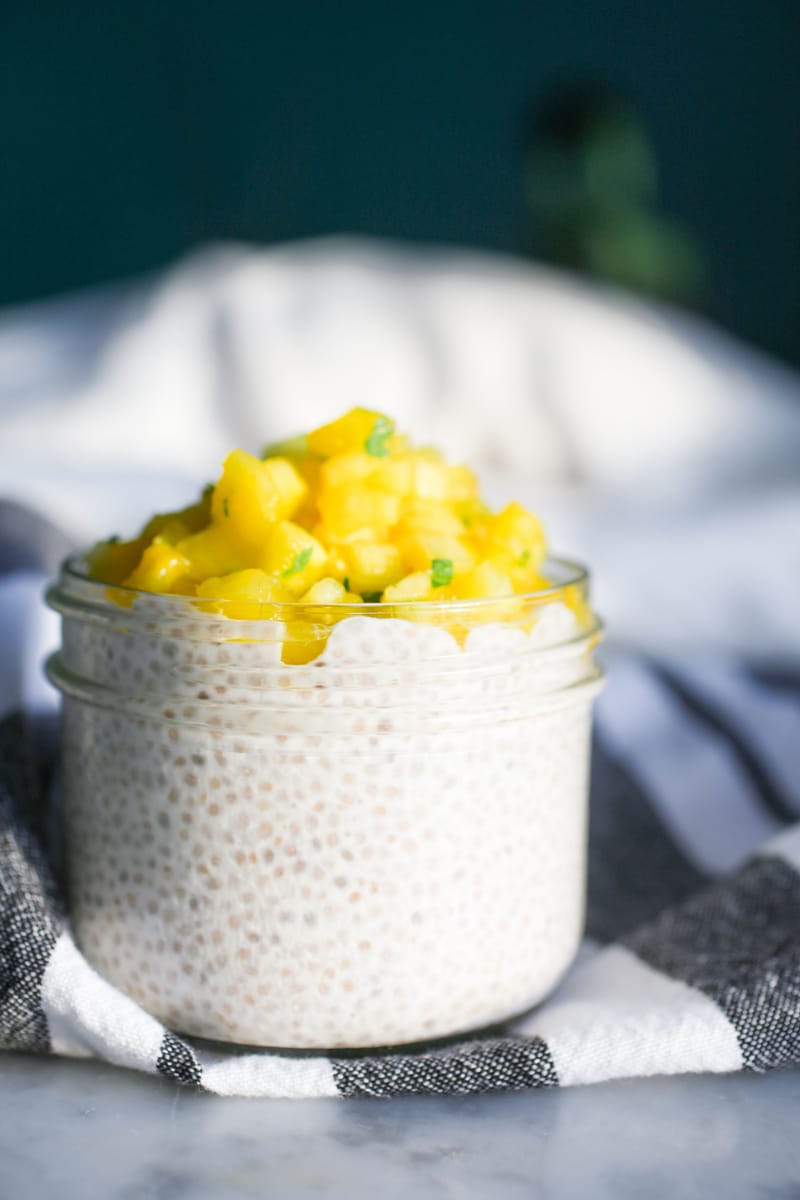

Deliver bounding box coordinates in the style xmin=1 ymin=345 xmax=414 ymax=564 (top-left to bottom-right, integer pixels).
xmin=406 ymin=458 xmax=451 ymax=501
xmin=283 ymin=455 xmax=323 ymax=529
xmin=453 ymin=561 xmax=515 ymax=600
xmin=341 ymin=543 xmax=404 ymax=596
xmin=456 ymin=497 xmax=492 ymax=528
xmin=444 ymin=465 xmax=479 ymax=501
xmin=312 ymin=523 xmax=375 ymax=551
xmin=483 ymin=502 xmax=547 ymax=568
xmin=319 ymin=450 xmax=379 ymax=491
xmin=300 ymin=577 xmax=349 ymax=605
xmin=123 ymin=539 xmax=194 ymax=595
xmin=317 ymin=486 xmax=401 ymax=543
xmin=196 ymin=569 xmax=291 ymax=619
xmin=307 ymin=408 xmax=393 ymax=459
xmin=260 ymin=434 xmax=322 ymax=526
xmin=382 ymin=571 xmax=434 ymax=602
xmin=399 ymin=530 xmax=475 ymax=574
xmin=147 ymin=516 xmax=195 ymax=545
xmin=322 ymin=545 xmax=348 ymax=581
xmin=258 ymin=522 xmax=327 ymax=596
xmin=368 ymin=455 xmax=416 ymax=497
xmin=87 ymin=410 xmax=575 ymax=641
xmin=281 ymin=625 xmax=329 ymax=665
xmin=394 ymin=502 xmax=465 ymax=539
xmin=211 ymin=450 xmax=307 ymax=551
xmin=177 ymin=525 xmax=245 ymax=581
xmin=380 ymin=457 xmax=476 ymax=503
xmin=284 ymin=579 xmax=364 ymax=663
xmin=504 ymin=560 xmax=552 ymax=595
xmin=87 ymin=488 xmax=213 ymax=584
xmin=141 ymin=488 xmax=212 ymax=543
xmin=298 ymin=577 xmax=362 ymax=604
xmin=261 ymin=433 xmax=309 ymax=460
xmin=451 ymin=561 xmax=522 ymax=624
xmin=86 ymin=535 xmax=148 ymax=585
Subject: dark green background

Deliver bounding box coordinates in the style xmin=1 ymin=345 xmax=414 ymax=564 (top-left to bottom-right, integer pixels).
xmin=2 ymin=2 xmax=799 ymax=362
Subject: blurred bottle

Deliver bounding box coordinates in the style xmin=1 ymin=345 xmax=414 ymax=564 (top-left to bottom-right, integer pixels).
xmin=523 ymin=85 xmax=707 ymax=306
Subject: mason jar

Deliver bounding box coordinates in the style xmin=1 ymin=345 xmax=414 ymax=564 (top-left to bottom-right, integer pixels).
xmin=46 ymin=555 xmax=603 ymax=1049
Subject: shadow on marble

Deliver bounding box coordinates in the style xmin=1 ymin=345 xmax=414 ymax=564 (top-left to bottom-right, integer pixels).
xmin=1 ymin=1054 xmax=799 ymax=1200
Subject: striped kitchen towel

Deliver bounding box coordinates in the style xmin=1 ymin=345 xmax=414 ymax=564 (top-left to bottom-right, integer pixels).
xmin=2 ymin=660 xmax=800 ymax=1099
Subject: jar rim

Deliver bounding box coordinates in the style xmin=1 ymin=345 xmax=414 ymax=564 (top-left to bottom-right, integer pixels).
xmin=56 ymin=550 xmax=592 ymax=620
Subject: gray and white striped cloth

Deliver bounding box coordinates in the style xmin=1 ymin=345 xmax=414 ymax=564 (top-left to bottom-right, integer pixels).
xmin=2 ymin=507 xmax=800 ymax=1098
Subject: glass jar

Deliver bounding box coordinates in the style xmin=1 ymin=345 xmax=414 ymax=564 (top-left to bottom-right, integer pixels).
xmin=46 ymin=556 xmax=603 ymax=1049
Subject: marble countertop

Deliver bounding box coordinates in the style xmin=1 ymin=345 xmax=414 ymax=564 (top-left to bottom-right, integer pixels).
xmin=1 ymin=1054 xmax=799 ymax=1198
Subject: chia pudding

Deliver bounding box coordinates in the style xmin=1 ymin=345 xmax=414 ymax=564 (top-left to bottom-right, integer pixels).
xmin=47 ymin=558 xmax=602 ymax=1049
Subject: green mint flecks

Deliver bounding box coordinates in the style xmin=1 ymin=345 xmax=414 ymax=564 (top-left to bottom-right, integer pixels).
xmin=363 ymin=415 xmax=395 ymax=458
xmin=108 ymin=534 xmax=121 ymax=544
xmin=342 ymin=577 xmax=350 ymax=592
xmin=517 ymin=549 xmax=531 ymax=567
xmin=431 ymin=558 xmax=454 ymax=588
xmin=222 ymin=497 xmax=230 ymax=518
xmin=361 ymin=591 xmax=383 ymax=603
xmin=283 ymin=546 xmax=313 ymax=578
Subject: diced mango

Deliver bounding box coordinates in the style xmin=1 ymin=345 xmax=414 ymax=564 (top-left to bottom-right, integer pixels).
xmin=456 ymin=497 xmax=492 ymax=528
xmin=123 ymin=539 xmax=194 ymax=595
xmin=382 ymin=571 xmax=434 ymax=603
xmin=369 ymin=455 xmax=416 ymax=497
xmin=141 ymin=487 xmax=212 ymax=543
xmin=504 ymin=559 xmax=552 ymax=595
xmin=87 ymin=410 xmax=572 ymax=642
xmin=451 ymin=561 xmax=522 ymax=622
xmin=281 ymin=623 xmax=330 ymax=665
xmin=86 ymin=535 xmax=148 ymax=585
xmin=261 ymin=433 xmax=309 ymax=460
xmin=393 ymin=502 xmax=465 ymax=539
xmin=453 ymin=561 xmax=515 ymax=600
xmin=282 ymin=455 xmax=322 ymax=529
xmin=147 ymin=516 xmax=194 ymax=545
xmin=177 ymin=525 xmax=245 ymax=581
xmin=307 ymin=408 xmax=393 ymax=459
xmin=313 ymin=522 xmax=380 ymax=550
xmin=87 ymin=488 xmax=214 ymax=585
xmin=399 ymin=530 xmax=475 ymax=574
xmin=322 ymin=545 xmax=348 ymax=581
xmin=196 ymin=569 xmax=292 ymax=619
xmin=485 ymin=502 xmax=546 ymax=568
xmin=340 ymin=543 xmax=404 ymax=596
xmin=211 ymin=450 xmax=307 ymax=551
xmin=406 ymin=458 xmax=451 ymax=501
xmin=317 ymin=486 xmax=401 ymax=543
xmin=319 ymin=451 xmax=379 ymax=491
xmin=445 ymin=465 xmax=479 ymax=501
xmin=285 ymin=578 xmax=364 ymax=662
xmin=258 ymin=522 xmax=327 ymax=596
xmin=300 ymin=577 xmax=349 ymax=605
xmin=261 ymin=438 xmax=321 ymax=528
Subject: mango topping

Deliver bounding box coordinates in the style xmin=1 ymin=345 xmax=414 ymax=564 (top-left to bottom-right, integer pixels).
xmin=86 ymin=408 xmax=564 ymax=650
